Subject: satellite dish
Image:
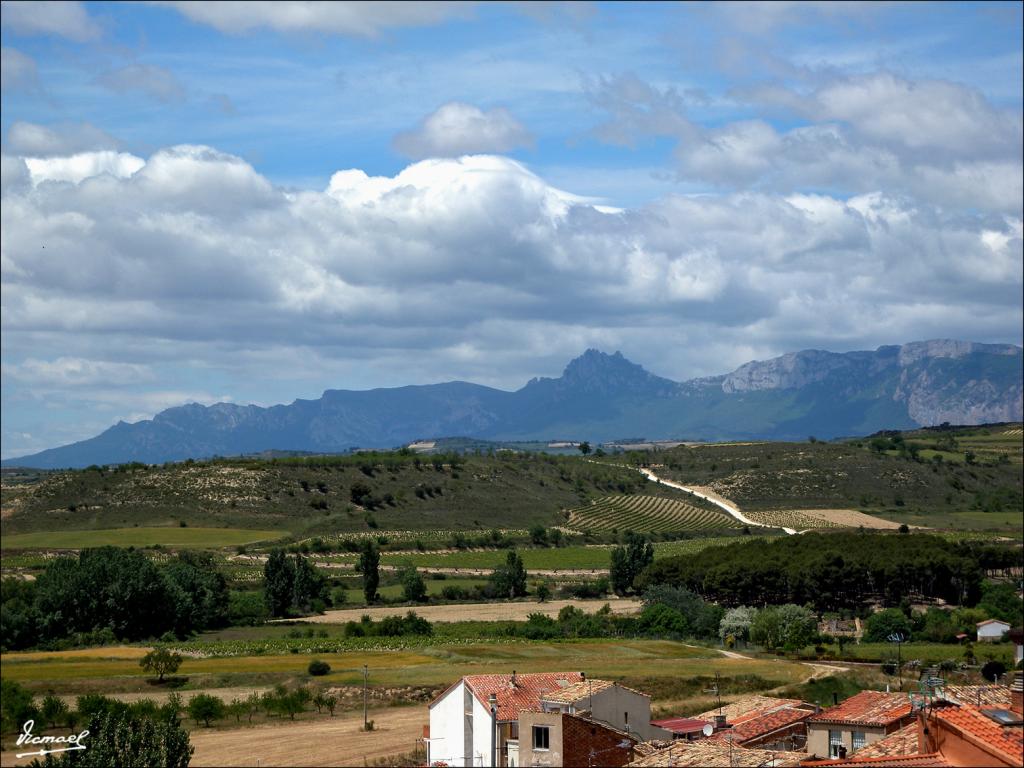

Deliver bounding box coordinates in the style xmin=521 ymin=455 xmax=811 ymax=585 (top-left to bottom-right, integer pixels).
xmin=702 ymin=723 xmax=715 ymax=737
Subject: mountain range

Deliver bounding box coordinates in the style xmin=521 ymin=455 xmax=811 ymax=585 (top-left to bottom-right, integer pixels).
xmin=5 ymin=339 xmax=1022 ymax=468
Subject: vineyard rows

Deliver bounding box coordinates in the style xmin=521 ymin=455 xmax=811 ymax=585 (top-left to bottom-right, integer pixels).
xmin=567 ymin=495 xmax=742 ymax=533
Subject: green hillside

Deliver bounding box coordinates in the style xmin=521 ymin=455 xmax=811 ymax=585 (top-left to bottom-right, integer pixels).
xmin=0 ymin=452 xmax=665 ymax=539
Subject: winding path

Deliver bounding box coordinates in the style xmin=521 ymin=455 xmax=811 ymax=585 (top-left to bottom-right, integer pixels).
xmin=635 ymin=466 xmax=798 ymax=535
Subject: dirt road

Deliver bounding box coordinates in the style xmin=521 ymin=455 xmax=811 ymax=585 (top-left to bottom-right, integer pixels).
xmin=282 ymin=597 xmax=642 ymax=624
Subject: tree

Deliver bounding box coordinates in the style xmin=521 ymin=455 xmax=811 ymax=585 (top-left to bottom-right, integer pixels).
xmin=163 ymin=551 xmax=229 ymax=636
xmin=41 ymin=693 xmax=69 ymax=729
xmin=529 ymin=525 xmax=548 ymax=546
xmin=139 ymin=648 xmax=183 ymax=683
xmin=400 ymin=565 xmax=427 ymax=602
xmin=491 ymin=550 xmax=527 ymax=599
xmin=978 ymin=581 xmax=1023 ymax=624
xmin=863 ymin=608 xmax=913 ymax=643
xmin=264 ymin=548 xmax=295 ymax=617
xmin=292 ymin=555 xmax=326 ymax=613
xmin=981 ymin=660 xmax=1007 ymax=683
xmin=29 ymin=710 xmax=193 ymax=768
xmin=357 ymin=540 xmax=380 ymax=603
xmin=719 ymin=607 xmax=757 ymax=644
xmin=578 ymin=441 xmax=591 ymax=455
xmin=187 ymin=693 xmax=225 ymax=727
xmin=610 ymin=533 xmax=654 ymax=595
xmin=536 ymin=582 xmax=551 ymax=603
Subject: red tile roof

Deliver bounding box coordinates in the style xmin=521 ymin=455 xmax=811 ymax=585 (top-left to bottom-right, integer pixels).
xmin=849 ymin=724 xmax=919 ymax=758
xmin=809 ymin=691 xmax=912 ymax=728
xmin=462 ymin=672 xmax=584 ymax=721
xmin=930 ymin=702 xmax=1023 ymax=766
xmin=800 ymin=754 xmax=948 ymax=767
xmin=650 ymin=717 xmax=711 ymax=735
xmin=717 ymin=705 xmax=814 ymax=744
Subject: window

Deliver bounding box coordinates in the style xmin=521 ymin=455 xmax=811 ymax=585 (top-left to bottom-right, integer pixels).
xmin=532 ymin=726 xmax=550 ymax=751
xmin=829 ymin=730 xmax=844 ymax=758
xmin=852 ymin=731 xmax=866 ymax=751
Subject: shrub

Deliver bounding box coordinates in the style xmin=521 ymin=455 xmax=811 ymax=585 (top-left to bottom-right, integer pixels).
xmin=308 ymin=659 xmax=332 ymax=676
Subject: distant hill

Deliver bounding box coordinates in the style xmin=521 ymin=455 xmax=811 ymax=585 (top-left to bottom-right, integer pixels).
xmin=4 ymin=340 xmax=1021 ymax=468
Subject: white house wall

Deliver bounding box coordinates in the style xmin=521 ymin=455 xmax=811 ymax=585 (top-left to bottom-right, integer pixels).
xmin=587 ymin=687 xmax=657 ymax=741
xmin=429 ymin=681 xmax=467 ymax=767
xmin=472 ymin=694 xmax=494 ymax=766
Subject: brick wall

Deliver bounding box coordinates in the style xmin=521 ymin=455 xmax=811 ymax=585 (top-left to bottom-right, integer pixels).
xmin=561 ymin=713 xmax=634 ymax=768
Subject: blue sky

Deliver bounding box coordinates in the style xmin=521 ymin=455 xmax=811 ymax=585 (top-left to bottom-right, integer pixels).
xmin=2 ymin=1 xmax=1022 ymax=458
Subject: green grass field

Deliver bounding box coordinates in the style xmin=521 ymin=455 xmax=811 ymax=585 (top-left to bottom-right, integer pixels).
xmin=1 ymin=527 xmax=284 ymax=550
xmin=375 ymin=537 xmax=776 ymax=571
xmin=0 ymin=639 xmax=812 ymax=700
xmin=798 ymin=641 xmax=1016 ymax=667
xmin=566 ymin=494 xmax=741 ymax=532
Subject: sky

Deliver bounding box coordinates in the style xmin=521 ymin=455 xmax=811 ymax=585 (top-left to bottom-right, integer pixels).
xmin=1 ymin=1 xmax=1022 ymax=459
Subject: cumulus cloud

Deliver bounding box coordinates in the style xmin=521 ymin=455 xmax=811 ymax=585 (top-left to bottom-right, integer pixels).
xmin=0 ymin=0 xmax=101 ymax=41
xmin=393 ymin=102 xmax=534 ymax=158
xmin=6 ymin=121 xmax=123 ymax=156
xmin=0 ymin=47 xmax=38 ymax=91
xmin=590 ymin=71 xmax=1024 ymax=213
xmin=156 ymin=0 xmax=475 ymax=37
xmin=24 ymin=151 xmax=145 ymax=185
xmin=1 ymin=357 xmax=155 ymax=388
xmin=94 ymin=63 xmax=186 ymax=103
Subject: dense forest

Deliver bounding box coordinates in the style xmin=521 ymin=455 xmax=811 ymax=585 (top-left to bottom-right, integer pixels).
xmin=639 ymin=532 xmax=1022 ymax=610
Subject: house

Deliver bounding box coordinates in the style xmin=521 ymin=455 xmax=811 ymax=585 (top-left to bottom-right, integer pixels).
xmin=517 ymin=710 xmax=637 ymax=767
xmin=976 ymin=618 xmax=1010 ymax=642
xmin=626 ymin=739 xmax=804 ymax=766
xmin=707 ymin=699 xmax=816 ymax=751
xmin=538 ymin=679 xmax=659 ymax=740
xmin=427 ymin=672 xmax=653 ymax=767
xmin=798 ymin=672 xmax=1024 ymax=768
xmin=917 ymin=691 xmax=1023 ymax=767
xmin=805 ymin=691 xmax=914 ymax=759
xmin=428 ymin=671 xmax=583 ymax=767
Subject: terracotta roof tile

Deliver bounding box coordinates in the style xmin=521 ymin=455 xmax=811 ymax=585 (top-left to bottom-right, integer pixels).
xmin=808 ymin=691 xmax=912 ymax=728
xmin=800 ymin=754 xmax=948 ymax=767
xmin=463 ymin=672 xmax=584 ymax=721
xmin=628 ymin=740 xmax=804 ymax=767
xmin=540 ymin=678 xmax=621 ymax=704
xmin=850 ymin=724 xmax=919 ymax=758
xmin=930 ymin=702 xmax=1023 ymax=766
xmin=714 ymin=706 xmax=814 ymax=744
xmin=940 ymin=684 xmax=1012 ymax=708
xmin=698 ymin=696 xmax=805 ymax=721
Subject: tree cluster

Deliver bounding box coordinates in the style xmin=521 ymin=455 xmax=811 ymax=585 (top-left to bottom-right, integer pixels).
xmin=639 ymin=532 xmax=1018 ymax=609
xmin=610 ymin=533 xmax=654 ymax=595
xmin=263 ymin=549 xmax=329 ymax=617
xmin=1 ymin=548 xmax=228 ymax=651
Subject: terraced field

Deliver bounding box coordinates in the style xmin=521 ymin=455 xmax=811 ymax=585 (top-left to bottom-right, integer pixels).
xmin=566 ymin=494 xmax=741 ymax=532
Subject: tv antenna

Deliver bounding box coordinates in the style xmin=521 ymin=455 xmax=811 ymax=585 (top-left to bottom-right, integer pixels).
xmin=703 ymin=672 xmax=723 ymax=715
xmin=887 ymin=632 xmax=906 ymax=691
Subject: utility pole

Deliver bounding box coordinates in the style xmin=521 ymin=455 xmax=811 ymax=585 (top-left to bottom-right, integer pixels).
xmin=363 ymin=664 xmax=368 ymax=730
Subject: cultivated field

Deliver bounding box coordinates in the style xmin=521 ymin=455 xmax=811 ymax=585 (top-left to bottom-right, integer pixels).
xmin=289 ymin=598 xmax=642 ymax=624
xmin=743 ymin=508 xmax=902 ymax=530
xmin=1 ymin=526 xmax=283 ymax=550
xmin=566 ymin=494 xmax=741 ymax=532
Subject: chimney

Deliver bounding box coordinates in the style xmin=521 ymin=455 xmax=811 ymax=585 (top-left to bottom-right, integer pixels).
xmin=832 ymin=692 xmax=839 ymax=706
xmin=511 ymin=670 xmax=517 ymax=687
xmin=1011 ymin=672 xmax=1023 ymax=716
xmin=581 ymin=671 xmax=586 ymax=681
xmin=714 ymin=714 xmax=728 ymax=729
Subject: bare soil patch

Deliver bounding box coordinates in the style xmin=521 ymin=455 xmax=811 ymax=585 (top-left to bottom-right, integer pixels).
xmin=799 ymin=509 xmax=903 ymax=529
xmin=284 ymin=598 xmax=642 ymax=624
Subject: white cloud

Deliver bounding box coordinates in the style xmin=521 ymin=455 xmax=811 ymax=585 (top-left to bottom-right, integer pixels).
xmin=1 ymin=357 xmax=155 ymax=387
xmin=7 ymin=121 xmax=122 ymax=156
xmin=156 ymin=0 xmax=475 ymax=37
xmin=0 ymin=0 xmax=101 ymax=41
xmin=393 ymin=102 xmax=534 ymax=158
xmin=0 ymin=47 xmax=38 ymax=91
xmin=94 ymin=63 xmax=186 ymax=103
xmin=24 ymin=151 xmax=145 ymax=185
